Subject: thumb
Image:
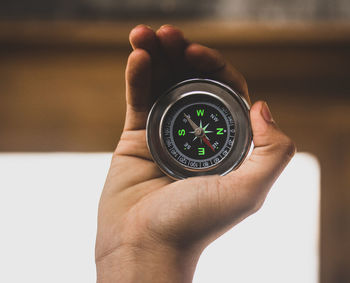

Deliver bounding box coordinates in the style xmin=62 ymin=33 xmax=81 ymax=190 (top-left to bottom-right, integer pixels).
xmin=224 ymin=101 xmax=296 ymax=205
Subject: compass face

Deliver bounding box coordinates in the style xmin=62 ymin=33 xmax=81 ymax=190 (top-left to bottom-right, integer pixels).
xmin=162 ymin=94 xmax=235 ymax=170
xmin=146 ymin=78 xmax=252 ymax=180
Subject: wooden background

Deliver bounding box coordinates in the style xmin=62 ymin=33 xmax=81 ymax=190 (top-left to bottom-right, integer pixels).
xmin=0 ymin=21 xmax=349 ymax=283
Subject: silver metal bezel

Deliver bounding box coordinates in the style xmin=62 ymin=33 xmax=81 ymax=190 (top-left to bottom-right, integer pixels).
xmin=146 ymin=78 xmax=252 ymax=180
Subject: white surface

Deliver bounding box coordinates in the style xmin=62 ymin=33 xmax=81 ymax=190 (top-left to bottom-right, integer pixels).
xmin=0 ymin=153 xmax=319 ymax=283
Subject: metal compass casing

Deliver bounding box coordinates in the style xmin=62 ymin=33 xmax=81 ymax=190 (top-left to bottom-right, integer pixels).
xmin=146 ymin=78 xmax=252 ymax=180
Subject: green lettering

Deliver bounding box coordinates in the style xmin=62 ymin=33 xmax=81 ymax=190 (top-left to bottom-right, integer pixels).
xmin=196 ymin=109 xmax=204 ymax=116
xmin=178 ymin=129 xmax=186 ymax=136
xmin=198 ymin=148 xmax=205 ymax=156
xmin=216 ymin=128 xmax=224 ymax=135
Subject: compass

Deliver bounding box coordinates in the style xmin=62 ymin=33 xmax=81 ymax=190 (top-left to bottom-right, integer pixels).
xmin=146 ymin=78 xmax=252 ymax=180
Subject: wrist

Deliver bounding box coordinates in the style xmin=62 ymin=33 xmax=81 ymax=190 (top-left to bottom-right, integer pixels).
xmin=96 ymin=243 xmax=200 ymax=283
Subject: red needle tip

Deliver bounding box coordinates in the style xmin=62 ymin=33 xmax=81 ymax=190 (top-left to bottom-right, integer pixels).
xmin=202 ymin=136 xmax=215 ymax=152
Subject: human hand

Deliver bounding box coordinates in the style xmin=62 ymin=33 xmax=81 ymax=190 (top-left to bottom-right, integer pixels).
xmin=95 ymin=24 xmax=296 ymax=283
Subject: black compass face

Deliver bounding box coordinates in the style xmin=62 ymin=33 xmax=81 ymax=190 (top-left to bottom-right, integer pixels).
xmin=147 ymin=79 xmax=252 ymax=179
xmin=162 ymin=94 xmax=235 ymax=170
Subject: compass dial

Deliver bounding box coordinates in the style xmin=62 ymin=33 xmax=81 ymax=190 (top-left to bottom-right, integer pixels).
xmin=162 ymin=96 xmax=235 ymax=170
xmin=146 ymin=78 xmax=252 ymax=180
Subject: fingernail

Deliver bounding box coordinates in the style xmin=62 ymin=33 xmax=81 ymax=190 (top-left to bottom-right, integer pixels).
xmin=261 ymin=102 xmax=274 ymax=123
xmin=160 ymin=24 xmax=174 ymax=29
xmin=135 ymin=24 xmax=152 ymax=30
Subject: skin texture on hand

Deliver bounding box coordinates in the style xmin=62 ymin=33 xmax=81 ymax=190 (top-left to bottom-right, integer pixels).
xmin=95 ymin=24 xmax=296 ymax=283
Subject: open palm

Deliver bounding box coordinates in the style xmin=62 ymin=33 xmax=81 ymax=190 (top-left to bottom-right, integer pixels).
xmin=95 ymin=25 xmax=295 ymax=282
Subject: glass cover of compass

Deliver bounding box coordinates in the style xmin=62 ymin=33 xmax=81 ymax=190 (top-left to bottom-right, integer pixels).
xmin=146 ymin=79 xmax=252 ymax=180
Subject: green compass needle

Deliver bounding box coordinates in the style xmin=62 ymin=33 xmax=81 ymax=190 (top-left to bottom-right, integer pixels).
xmin=203 ymin=123 xmax=213 ymax=134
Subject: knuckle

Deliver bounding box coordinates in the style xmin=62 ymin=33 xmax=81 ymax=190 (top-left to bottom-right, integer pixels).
xmin=250 ymin=200 xmax=263 ymax=214
xmin=278 ymin=136 xmax=297 ymax=160
xmin=242 ymin=196 xmax=264 ymax=216
xmin=238 ymin=188 xmax=267 ymax=216
xmin=248 ymin=192 xmax=267 ymax=214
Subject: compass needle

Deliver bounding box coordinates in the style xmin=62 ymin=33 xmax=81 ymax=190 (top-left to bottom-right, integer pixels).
xmin=184 ymin=113 xmax=198 ymax=130
xmin=202 ymin=136 xmax=215 ymax=152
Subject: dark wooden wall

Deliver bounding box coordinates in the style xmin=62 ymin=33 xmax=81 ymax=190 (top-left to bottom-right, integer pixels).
xmin=0 ymin=21 xmax=349 ymax=283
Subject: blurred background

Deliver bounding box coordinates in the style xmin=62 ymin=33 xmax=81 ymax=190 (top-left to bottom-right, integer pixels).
xmin=0 ymin=1 xmax=349 ymax=283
